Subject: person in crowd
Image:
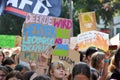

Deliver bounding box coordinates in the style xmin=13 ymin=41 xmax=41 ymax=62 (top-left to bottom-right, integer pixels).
xmin=105 ymin=55 xmax=115 ymax=80
xmin=49 ymin=61 xmax=66 ymax=80
xmin=0 ymin=66 xmax=9 ymax=80
xmin=4 ymin=65 xmax=13 ymax=73
xmin=5 ymin=70 xmax=23 ymax=80
xmin=108 ymin=55 xmax=115 ymax=73
xmin=106 ymin=72 xmax=112 ymax=80
xmin=110 ymin=48 xmax=120 ymax=79
xmin=14 ymin=64 xmax=29 ymax=74
xmin=72 ymin=62 xmax=91 ymax=80
xmin=33 ymin=75 xmax=50 ymax=80
xmin=79 ymin=51 xmax=86 ymax=62
xmin=90 ymin=51 xmax=110 ymax=80
xmin=85 ymin=46 xmax=98 ymax=65
xmin=2 ymin=57 xmax=15 ymax=69
xmin=90 ymin=68 xmax=99 ymax=80
xmin=23 ymin=71 xmax=37 ymax=80
xmin=0 ymin=49 xmax=5 ymax=65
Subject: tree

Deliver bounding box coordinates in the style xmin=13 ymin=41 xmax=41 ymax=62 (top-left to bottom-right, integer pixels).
xmin=0 ymin=14 xmax=24 ymax=35
xmin=71 ymin=0 xmax=120 ymax=35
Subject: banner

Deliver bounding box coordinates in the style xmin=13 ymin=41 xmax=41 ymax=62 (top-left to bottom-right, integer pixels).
xmin=77 ymin=31 xmax=109 ymax=51
xmin=0 ymin=0 xmax=7 ymax=15
xmin=79 ymin=12 xmax=97 ymax=33
xmin=0 ymin=35 xmax=16 ymax=48
xmin=22 ymin=13 xmax=72 ymax=57
xmin=2 ymin=0 xmax=62 ymax=18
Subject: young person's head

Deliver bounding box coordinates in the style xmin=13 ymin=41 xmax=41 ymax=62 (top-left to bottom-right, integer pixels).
xmin=2 ymin=57 xmax=15 ymax=69
xmin=114 ymin=48 xmax=120 ymax=69
xmin=23 ymin=71 xmax=37 ymax=80
xmin=91 ymin=52 xmax=105 ymax=70
xmin=90 ymin=68 xmax=99 ymax=80
xmin=85 ymin=47 xmax=98 ymax=64
xmin=72 ymin=62 xmax=91 ymax=80
xmin=49 ymin=61 xmax=65 ymax=80
xmin=5 ymin=70 xmax=23 ymax=80
xmin=0 ymin=66 xmax=9 ymax=80
xmin=14 ymin=64 xmax=29 ymax=74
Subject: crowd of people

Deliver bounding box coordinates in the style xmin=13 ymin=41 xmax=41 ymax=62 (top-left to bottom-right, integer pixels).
xmin=0 ymin=46 xmax=119 ymax=80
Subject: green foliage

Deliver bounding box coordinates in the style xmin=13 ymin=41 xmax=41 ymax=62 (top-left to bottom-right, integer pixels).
xmin=0 ymin=14 xmax=24 ymax=35
xmin=71 ymin=0 xmax=120 ymax=34
xmin=60 ymin=0 xmax=70 ymax=18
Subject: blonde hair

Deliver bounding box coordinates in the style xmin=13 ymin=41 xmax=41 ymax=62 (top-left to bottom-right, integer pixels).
xmin=108 ymin=55 xmax=116 ymax=73
xmin=48 ymin=61 xmax=65 ymax=76
xmin=91 ymin=52 xmax=105 ymax=70
xmin=51 ymin=61 xmax=65 ymax=70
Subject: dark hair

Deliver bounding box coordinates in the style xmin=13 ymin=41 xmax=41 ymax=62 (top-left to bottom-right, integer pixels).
xmin=5 ymin=65 xmax=13 ymax=72
xmin=23 ymin=71 xmax=35 ymax=80
xmin=33 ymin=75 xmax=50 ymax=80
xmin=86 ymin=47 xmax=97 ymax=57
xmin=114 ymin=48 xmax=120 ymax=68
xmin=91 ymin=68 xmax=99 ymax=80
xmin=79 ymin=51 xmax=85 ymax=61
xmin=0 ymin=65 xmax=9 ymax=74
xmin=72 ymin=62 xmax=91 ymax=80
xmin=14 ymin=64 xmax=26 ymax=71
xmin=6 ymin=70 xmax=23 ymax=80
xmin=2 ymin=57 xmax=14 ymax=66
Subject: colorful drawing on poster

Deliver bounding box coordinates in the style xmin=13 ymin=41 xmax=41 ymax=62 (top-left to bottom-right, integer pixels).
xmin=22 ymin=13 xmax=72 ymax=58
xmin=0 ymin=35 xmax=16 ymax=48
xmin=77 ymin=31 xmax=109 ymax=51
xmin=79 ymin=12 xmax=97 ymax=33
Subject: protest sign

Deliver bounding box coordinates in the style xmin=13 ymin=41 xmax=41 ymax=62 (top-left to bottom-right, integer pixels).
xmin=21 ymin=13 xmax=72 ymax=74
xmin=52 ymin=49 xmax=80 ymax=72
xmin=0 ymin=35 xmax=16 ymax=48
xmin=22 ymin=13 xmax=72 ymax=58
xmin=70 ymin=37 xmax=77 ymax=49
xmin=3 ymin=0 xmax=62 ymax=18
xmin=15 ymin=36 xmax=22 ymax=47
xmin=77 ymin=31 xmax=109 ymax=51
xmin=79 ymin=12 xmax=97 ymax=33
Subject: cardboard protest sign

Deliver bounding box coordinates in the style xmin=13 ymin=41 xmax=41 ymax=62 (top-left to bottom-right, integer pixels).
xmin=70 ymin=37 xmax=77 ymax=49
xmin=15 ymin=36 xmax=22 ymax=47
xmin=22 ymin=13 xmax=72 ymax=60
xmin=0 ymin=35 xmax=16 ymax=48
xmin=79 ymin=12 xmax=97 ymax=33
xmin=52 ymin=49 xmax=80 ymax=73
xmin=21 ymin=13 xmax=72 ymax=74
xmin=77 ymin=31 xmax=109 ymax=51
